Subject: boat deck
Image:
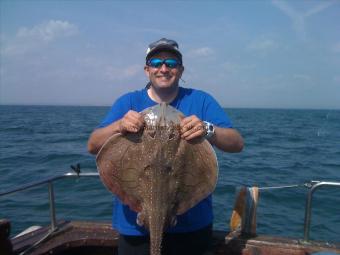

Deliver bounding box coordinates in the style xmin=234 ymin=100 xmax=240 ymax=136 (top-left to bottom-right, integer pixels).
xmin=2 ymin=220 xmax=339 ymax=255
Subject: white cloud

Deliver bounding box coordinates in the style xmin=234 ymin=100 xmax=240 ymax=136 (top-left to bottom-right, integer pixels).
xmin=333 ymin=42 xmax=340 ymax=53
xmin=333 ymin=75 xmax=340 ymax=84
xmin=304 ymin=1 xmax=336 ymax=17
xmin=1 ymin=20 xmax=78 ymax=56
xmin=221 ymin=62 xmax=253 ymax=74
xmin=293 ymin=74 xmax=311 ymax=81
xmin=272 ymin=0 xmax=335 ymax=40
xmin=17 ymin=20 xmax=78 ymax=42
xmin=272 ymin=0 xmax=305 ymax=38
xmin=187 ymin=47 xmax=214 ymax=57
xmin=104 ymin=64 xmax=142 ymax=81
xmin=76 ymin=57 xmax=143 ymax=82
xmin=247 ymin=39 xmax=278 ymax=52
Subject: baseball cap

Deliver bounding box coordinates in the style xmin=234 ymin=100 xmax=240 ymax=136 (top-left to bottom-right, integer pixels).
xmin=146 ymin=38 xmax=182 ymax=63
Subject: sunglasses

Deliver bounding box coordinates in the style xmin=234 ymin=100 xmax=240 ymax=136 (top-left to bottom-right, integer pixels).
xmin=147 ymin=58 xmax=182 ymax=68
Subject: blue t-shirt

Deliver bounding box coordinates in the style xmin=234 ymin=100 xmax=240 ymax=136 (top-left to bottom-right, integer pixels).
xmin=99 ymin=87 xmax=232 ymax=235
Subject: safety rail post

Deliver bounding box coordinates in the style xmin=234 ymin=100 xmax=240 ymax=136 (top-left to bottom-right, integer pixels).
xmin=0 ymin=172 xmax=99 ymax=232
xmin=303 ymin=181 xmax=340 ymax=242
xmin=48 ymin=181 xmax=57 ymax=231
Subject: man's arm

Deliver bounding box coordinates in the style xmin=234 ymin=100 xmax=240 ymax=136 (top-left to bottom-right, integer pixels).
xmin=87 ymin=121 xmax=121 ymax=155
xmin=87 ymin=110 xmax=144 ymax=155
xmin=208 ymin=127 xmax=243 ymax=152
xmin=180 ymin=115 xmax=244 ymax=153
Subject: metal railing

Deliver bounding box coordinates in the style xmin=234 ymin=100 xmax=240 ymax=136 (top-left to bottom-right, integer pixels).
xmin=0 ymin=172 xmax=99 ymax=232
xmin=0 ymin=172 xmax=339 ymax=243
xmin=303 ymin=181 xmax=340 ymax=242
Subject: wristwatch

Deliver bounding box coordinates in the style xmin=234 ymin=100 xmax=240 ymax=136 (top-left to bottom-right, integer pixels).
xmin=203 ymin=121 xmax=215 ymax=139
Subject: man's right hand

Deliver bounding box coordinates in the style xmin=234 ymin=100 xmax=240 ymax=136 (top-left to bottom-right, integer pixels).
xmin=87 ymin=110 xmax=144 ymax=155
xmin=118 ymin=110 xmax=145 ymax=134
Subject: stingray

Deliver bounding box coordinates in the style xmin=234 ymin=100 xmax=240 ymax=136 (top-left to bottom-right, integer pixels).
xmin=96 ymin=103 xmax=218 ymax=255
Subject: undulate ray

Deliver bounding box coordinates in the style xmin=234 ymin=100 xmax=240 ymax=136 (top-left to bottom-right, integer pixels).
xmin=96 ymin=103 xmax=218 ymax=255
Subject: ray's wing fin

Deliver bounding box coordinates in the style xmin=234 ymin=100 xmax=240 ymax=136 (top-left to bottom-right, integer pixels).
xmin=174 ymin=139 xmax=218 ymax=215
xmin=96 ymin=133 xmax=146 ymax=212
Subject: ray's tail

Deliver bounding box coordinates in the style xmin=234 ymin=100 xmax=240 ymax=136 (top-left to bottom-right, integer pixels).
xmin=149 ymin=213 xmax=165 ymax=255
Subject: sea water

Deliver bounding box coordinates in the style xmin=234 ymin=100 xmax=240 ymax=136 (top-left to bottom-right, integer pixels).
xmin=0 ymin=105 xmax=339 ymax=242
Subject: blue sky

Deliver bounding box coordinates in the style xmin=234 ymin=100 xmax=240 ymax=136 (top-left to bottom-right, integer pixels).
xmin=1 ymin=0 xmax=339 ymax=109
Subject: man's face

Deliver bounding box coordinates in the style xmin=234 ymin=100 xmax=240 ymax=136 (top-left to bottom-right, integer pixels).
xmin=144 ymin=51 xmax=184 ymax=90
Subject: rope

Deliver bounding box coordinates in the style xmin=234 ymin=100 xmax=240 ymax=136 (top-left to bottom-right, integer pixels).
xmin=258 ymin=184 xmax=305 ymax=190
xmin=221 ymin=181 xmax=308 ymax=191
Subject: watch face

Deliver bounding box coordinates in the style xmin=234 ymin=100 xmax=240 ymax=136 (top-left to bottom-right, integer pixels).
xmin=204 ymin=122 xmax=209 ymax=132
xmin=204 ymin=121 xmax=214 ymax=139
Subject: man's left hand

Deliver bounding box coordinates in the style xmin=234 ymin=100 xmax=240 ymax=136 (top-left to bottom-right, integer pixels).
xmin=180 ymin=115 xmax=206 ymax=140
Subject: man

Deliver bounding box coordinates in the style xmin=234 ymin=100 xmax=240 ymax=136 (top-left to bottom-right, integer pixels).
xmin=88 ymin=38 xmax=243 ymax=255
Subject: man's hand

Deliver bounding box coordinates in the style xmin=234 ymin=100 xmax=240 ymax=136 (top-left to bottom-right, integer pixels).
xmin=180 ymin=115 xmax=244 ymax=153
xmin=118 ymin=110 xmax=145 ymax=134
xmin=180 ymin=115 xmax=206 ymax=141
xmin=87 ymin=110 xmax=144 ymax=155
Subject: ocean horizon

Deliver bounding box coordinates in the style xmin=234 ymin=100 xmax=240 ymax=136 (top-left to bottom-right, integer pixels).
xmin=1 ymin=103 xmax=340 ymax=111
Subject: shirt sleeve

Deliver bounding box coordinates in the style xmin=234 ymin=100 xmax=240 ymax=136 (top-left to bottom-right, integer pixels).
xmin=98 ymin=93 xmax=132 ymax=128
xmin=203 ymin=93 xmax=233 ymax=128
